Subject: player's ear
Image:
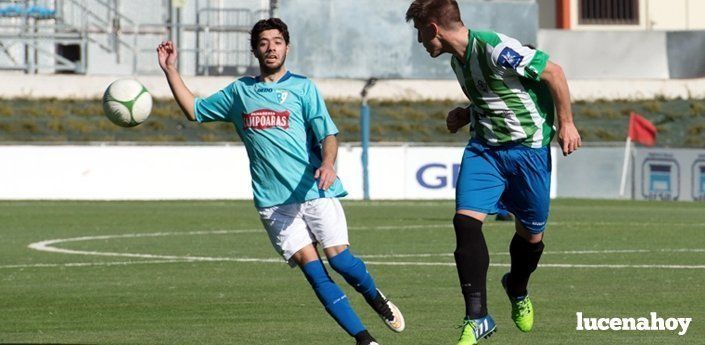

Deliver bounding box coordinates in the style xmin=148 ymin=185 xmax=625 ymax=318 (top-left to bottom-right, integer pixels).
xmin=430 ymin=22 xmax=440 ymax=38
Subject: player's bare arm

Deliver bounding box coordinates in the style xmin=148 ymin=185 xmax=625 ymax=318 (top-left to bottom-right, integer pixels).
xmin=157 ymin=40 xmax=196 ymax=121
xmin=315 ymin=135 xmax=338 ymax=190
xmin=541 ymin=61 xmax=581 ymax=156
xmin=447 ymin=106 xmax=471 ymax=133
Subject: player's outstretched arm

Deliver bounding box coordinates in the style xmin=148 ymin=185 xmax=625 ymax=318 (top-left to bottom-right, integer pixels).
xmin=314 ymin=135 xmax=338 ymax=191
xmin=157 ymin=40 xmax=196 ymax=121
xmin=541 ymin=61 xmax=581 ymax=156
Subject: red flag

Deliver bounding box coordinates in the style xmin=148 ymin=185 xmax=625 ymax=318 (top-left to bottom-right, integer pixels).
xmin=628 ymin=112 xmax=657 ymax=146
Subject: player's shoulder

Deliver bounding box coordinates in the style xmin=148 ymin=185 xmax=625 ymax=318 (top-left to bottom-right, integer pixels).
xmin=282 ymin=71 xmax=312 ymax=87
xmin=472 ymin=29 xmax=503 ymax=47
xmin=282 ymin=72 xmax=319 ymax=94
xmin=236 ymin=75 xmax=258 ymax=86
xmin=287 ymin=72 xmax=309 ymax=81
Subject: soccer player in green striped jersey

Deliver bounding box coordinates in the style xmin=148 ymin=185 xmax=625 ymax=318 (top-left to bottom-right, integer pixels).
xmin=406 ymin=1 xmax=581 ymax=344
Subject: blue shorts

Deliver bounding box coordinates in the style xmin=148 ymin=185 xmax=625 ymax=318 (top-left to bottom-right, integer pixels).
xmin=456 ymin=139 xmax=552 ymax=234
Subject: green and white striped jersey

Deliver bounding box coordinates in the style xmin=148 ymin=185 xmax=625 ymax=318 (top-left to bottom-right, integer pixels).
xmin=451 ymin=29 xmax=555 ymax=148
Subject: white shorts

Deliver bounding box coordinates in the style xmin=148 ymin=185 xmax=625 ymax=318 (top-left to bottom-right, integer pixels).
xmin=257 ymin=197 xmax=349 ymax=267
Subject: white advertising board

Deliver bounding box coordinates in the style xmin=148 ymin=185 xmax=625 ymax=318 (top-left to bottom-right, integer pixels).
xmin=0 ymin=144 xmax=557 ymax=200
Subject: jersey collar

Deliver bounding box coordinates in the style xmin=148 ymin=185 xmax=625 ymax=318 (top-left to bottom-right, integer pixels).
xmin=256 ymin=70 xmax=292 ymax=84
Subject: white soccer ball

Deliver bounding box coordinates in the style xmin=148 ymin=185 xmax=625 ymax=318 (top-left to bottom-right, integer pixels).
xmin=102 ymin=78 xmax=152 ymax=127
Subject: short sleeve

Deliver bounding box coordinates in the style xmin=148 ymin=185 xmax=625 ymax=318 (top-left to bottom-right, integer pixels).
xmin=489 ymin=34 xmax=549 ymax=82
xmin=303 ymin=81 xmax=338 ymax=143
xmin=194 ymin=84 xmax=236 ymax=123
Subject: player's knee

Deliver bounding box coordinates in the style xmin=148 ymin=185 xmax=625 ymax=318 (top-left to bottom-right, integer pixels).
xmin=511 ymin=232 xmax=545 ymax=252
xmin=514 ymin=221 xmax=545 ymax=244
xmin=301 ymin=260 xmax=333 ymax=289
xmin=453 ymin=214 xmax=488 ymax=261
xmin=515 ymin=231 xmax=544 ymax=244
xmin=526 ymin=234 xmax=544 ymax=244
xmin=453 ymin=213 xmax=483 ymax=244
xmin=328 ymin=248 xmax=363 ymax=275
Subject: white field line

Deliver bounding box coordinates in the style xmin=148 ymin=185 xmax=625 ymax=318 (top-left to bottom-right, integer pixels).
xmin=358 ymin=248 xmax=705 ymax=258
xmin=4 ymin=259 xmax=705 ymax=270
xmin=349 ymin=222 xmax=705 ymax=229
xmin=0 ymin=259 xmax=198 ymax=269
xmin=363 ymin=262 xmax=705 ymax=269
xmin=9 ymin=228 xmax=705 ymax=270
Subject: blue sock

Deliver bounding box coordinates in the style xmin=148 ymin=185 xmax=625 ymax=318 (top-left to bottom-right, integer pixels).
xmin=328 ymin=248 xmax=379 ymax=301
xmin=300 ymin=260 xmax=366 ymax=336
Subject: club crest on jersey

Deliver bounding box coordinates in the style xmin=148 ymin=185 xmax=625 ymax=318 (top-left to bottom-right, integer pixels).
xmin=243 ymin=109 xmax=290 ymax=130
xmin=276 ymin=90 xmax=289 ymax=104
xmin=476 ymin=80 xmax=489 ymax=93
xmin=497 ymin=47 xmax=523 ymax=69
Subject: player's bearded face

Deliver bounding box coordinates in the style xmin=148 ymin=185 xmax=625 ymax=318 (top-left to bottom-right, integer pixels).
xmin=414 ymin=20 xmax=442 ymax=58
xmin=255 ymin=29 xmax=288 ymax=72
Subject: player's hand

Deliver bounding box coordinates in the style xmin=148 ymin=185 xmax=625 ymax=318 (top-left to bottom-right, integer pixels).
xmin=157 ymin=41 xmax=178 ymax=73
xmin=447 ymin=107 xmax=471 ymax=133
xmin=557 ymin=122 xmax=582 ymax=156
xmin=314 ymin=163 xmax=336 ymax=190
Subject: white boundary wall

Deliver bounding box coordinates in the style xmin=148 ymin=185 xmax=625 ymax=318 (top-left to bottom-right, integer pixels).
xmin=0 ymin=144 xmax=558 ymax=201
xmin=3 ymin=74 xmax=705 ymax=101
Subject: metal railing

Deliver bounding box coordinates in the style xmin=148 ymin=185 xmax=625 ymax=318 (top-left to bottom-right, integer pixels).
xmin=579 ymin=0 xmax=639 ymax=25
xmin=0 ymin=0 xmax=271 ymax=75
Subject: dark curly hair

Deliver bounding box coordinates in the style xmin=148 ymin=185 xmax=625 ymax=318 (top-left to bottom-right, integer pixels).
xmin=250 ymin=18 xmax=290 ymax=52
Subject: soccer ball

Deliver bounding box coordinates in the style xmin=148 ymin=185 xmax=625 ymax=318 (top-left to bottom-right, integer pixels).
xmin=102 ymin=78 xmax=152 ymax=127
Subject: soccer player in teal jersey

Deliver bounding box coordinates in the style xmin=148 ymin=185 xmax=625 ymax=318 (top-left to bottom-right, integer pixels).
xmin=406 ymin=1 xmax=581 ymax=344
xmin=157 ymin=18 xmax=404 ymax=345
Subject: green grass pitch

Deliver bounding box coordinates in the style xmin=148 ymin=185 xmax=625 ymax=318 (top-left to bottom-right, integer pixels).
xmin=1 ymin=199 xmax=703 ymax=344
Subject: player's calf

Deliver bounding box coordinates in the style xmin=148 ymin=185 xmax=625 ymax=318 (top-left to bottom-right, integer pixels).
xmin=453 ymin=214 xmax=489 ymax=319
xmin=300 ymin=260 xmax=367 ymax=337
xmin=329 ymin=249 xmax=405 ymax=332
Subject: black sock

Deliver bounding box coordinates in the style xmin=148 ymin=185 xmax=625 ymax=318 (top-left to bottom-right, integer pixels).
xmin=354 ymin=330 xmax=375 ymax=343
xmin=508 ymin=233 xmax=544 ymax=297
xmin=453 ymin=214 xmax=489 ymax=319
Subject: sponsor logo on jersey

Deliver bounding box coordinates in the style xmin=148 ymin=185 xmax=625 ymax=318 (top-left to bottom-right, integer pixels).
xmin=243 ymin=109 xmax=290 ymax=130
xmin=497 ymin=47 xmax=523 ymax=69
xmin=256 ymin=87 xmax=274 ymax=93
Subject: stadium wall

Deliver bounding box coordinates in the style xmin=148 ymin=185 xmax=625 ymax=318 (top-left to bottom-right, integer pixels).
xmin=2 ymin=144 xmax=701 ymax=201
xmin=666 ymin=31 xmax=705 ymax=79
xmin=279 ymin=0 xmax=539 ymax=79
xmin=43 ymin=0 xmax=537 ymax=77
xmin=538 ymin=30 xmax=705 ymax=79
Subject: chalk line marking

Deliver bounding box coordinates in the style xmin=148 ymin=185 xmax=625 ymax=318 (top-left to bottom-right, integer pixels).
xmin=8 ymin=228 xmax=703 ymax=270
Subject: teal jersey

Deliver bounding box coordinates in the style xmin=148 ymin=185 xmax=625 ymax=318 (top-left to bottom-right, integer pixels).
xmin=194 ymin=71 xmax=347 ymax=208
xmin=451 ymin=29 xmax=555 ymax=148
